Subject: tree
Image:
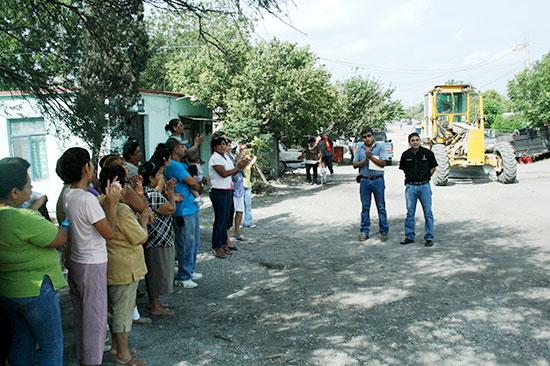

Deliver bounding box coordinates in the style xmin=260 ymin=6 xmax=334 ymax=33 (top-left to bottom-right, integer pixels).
xmin=481 ymin=90 xmax=505 ymax=128
xmin=508 ymin=53 xmax=550 ymax=127
xmin=225 ymin=39 xmax=336 ymax=146
xmin=334 ymin=75 xmax=403 ymax=136
xmin=1 ymin=0 xmax=284 ymax=162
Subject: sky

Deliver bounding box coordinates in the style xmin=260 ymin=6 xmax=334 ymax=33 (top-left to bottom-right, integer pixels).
xmin=253 ymin=0 xmax=550 ymax=107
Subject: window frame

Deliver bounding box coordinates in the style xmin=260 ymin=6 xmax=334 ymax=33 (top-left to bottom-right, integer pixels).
xmin=8 ymin=117 xmax=49 ymax=181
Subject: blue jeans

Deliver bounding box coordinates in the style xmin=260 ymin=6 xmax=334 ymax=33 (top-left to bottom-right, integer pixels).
xmin=359 ymin=176 xmax=389 ymax=236
xmin=173 ymin=212 xmax=200 ymax=281
xmin=210 ymin=188 xmax=232 ymax=249
xmin=0 ymin=276 xmax=63 ymax=366
xmin=243 ymin=187 xmax=254 ymax=226
xmin=404 ymin=183 xmax=434 ymax=240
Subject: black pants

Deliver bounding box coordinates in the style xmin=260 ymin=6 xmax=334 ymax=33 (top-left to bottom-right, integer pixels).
xmin=306 ymin=163 xmax=318 ymax=183
xmin=322 ymin=155 xmax=333 ymax=174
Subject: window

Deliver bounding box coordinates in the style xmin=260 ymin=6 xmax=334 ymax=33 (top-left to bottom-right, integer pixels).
xmin=9 ymin=118 xmax=49 ymax=181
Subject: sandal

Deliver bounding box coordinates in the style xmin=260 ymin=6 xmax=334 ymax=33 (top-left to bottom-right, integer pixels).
xmin=115 ymin=356 xmax=147 ymax=366
xmin=233 ymin=235 xmax=247 ymax=241
xmin=222 ymin=245 xmax=234 ymax=255
xmin=212 ymin=248 xmax=227 ymax=259
xmin=133 ymin=316 xmax=152 ymax=325
xmin=150 ymin=308 xmax=174 ymax=316
xmin=110 ymin=350 xmax=137 ymax=362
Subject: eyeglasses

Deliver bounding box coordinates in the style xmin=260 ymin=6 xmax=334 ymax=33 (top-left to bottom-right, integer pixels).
xmin=362 ymin=134 xmax=373 ymax=138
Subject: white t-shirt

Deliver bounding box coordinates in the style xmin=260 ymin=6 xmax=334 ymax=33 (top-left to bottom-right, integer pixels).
xmin=63 ymin=188 xmax=107 ymax=264
xmin=209 ymin=152 xmax=234 ymax=189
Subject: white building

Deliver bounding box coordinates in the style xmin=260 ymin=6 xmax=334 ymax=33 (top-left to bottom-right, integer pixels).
xmin=0 ymin=89 xmax=214 ymax=212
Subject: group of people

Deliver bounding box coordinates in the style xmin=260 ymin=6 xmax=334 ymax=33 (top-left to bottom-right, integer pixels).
xmin=300 ymin=132 xmax=334 ymax=185
xmin=0 ymin=118 xmax=256 ymax=366
xmin=353 ymin=128 xmax=438 ymax=246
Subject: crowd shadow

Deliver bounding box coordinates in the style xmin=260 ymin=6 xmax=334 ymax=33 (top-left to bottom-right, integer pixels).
xmin=60 ymin=175 xmax=549 ymax=365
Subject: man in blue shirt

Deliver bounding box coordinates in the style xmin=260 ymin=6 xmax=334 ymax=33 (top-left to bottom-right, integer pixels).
xmin=164 ymin=138 xmax=204 ymax=289
xmin=352 ymin=128 xmax=389 ymax=241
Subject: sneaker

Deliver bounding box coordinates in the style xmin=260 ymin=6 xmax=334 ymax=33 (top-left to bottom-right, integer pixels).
xmin=380 ymin=233 xmax=388 ymax=242
xmin=359 ymin=233 xmax=369 ymax=241
xmin=174 ymin=279 xmax=198 ymax=288
xmin=400 ymin=237 xmax=414 ymax=245
xmin=425 ymin=239 xmax=434 ymax=247
xmin=191 ymin=272 xmax=203 ymax=280
xmin=244 ymin=224 xmax=256 ymax=228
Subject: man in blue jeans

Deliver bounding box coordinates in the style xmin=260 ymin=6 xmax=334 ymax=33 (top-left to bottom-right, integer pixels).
xmin=352 ymin=128 xmax=389 ymax=241
xmin=398 ymin=132 xmax=438 ymax=247
xmin=165 ymin=138 xmax=204 ymax=288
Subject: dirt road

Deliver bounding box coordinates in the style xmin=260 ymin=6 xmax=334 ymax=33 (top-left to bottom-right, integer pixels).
xmin=62 ymin=125 xmax=550 ymax=365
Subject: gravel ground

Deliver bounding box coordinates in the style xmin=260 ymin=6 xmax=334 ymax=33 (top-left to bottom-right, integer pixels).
xmin=60 ymin=125 xmax=550 ymax=366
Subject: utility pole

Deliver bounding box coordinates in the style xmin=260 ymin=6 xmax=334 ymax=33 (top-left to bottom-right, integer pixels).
xmin=512 ymin=33 xmax=531 ymax=69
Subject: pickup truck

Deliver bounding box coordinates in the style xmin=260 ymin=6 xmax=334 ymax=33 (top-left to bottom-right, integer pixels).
xmin=278 ymin=142 xmax=306 ymax=173
xmin=350 ymin=130 xmax=394 ymax=165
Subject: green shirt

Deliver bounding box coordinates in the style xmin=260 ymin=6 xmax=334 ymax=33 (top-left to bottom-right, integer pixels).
xmin=0 ymin=206 xmax=66 ymax=298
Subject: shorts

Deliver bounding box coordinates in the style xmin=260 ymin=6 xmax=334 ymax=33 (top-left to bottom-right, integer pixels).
xmin=233 ymin=194 xmax=244 ymax=213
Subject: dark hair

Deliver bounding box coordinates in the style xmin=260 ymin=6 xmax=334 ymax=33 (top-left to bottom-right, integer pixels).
xmin=165 ymin=118 xmax=180 ymax=133
xmin=56 ymin=147 xmax=91 ymax=184
xmin=99 ymin=165 xmax=127 ymax=194
xmin=212 ymin=130 xmax=226 ymax=139
xmin=122 ymin=140 xmax=140 ymax=160
xmin=210 ymin=136 xmax=226 ymax=152
xmin=99 ymin=154 xmax=117 ymax=169
xmin=360 ymin=128 xmax=373 ymax=136
xmin=166 ymin=138 xmax=182 ymax=154
xmin=186 ymin=149 xmax=200 ymax=164
xmin=308 ymin=137 xmax=316 ymax=144
xmin=138 ymin=161 xmax=160 ymax=187
xmin=150 ymin=143 xmax=170 ymax=167
xmin=408 ymin=132 xmax=420 ymax=141
xmin=0 ymin=157 xmax=30 ymax=199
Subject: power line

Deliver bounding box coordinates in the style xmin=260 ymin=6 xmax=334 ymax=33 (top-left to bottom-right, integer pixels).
xmin=318 ymin=50 xmax=516 ymax=75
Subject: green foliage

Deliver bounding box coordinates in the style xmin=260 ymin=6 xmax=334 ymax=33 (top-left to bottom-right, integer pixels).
xmin=508 ymin=53 xmax=550 ymax=127
xmin=404 ymin=102 xmax=423 ymax=121
xmin=491 ymin=114 xmax=527 ymax=132
xmin=226 ymin=39 xmax=336 ymax=146
xmin=334 ymin=75 xmax=402 ymax=135
xmin=481 ymin=90 xmax=505 ymax=128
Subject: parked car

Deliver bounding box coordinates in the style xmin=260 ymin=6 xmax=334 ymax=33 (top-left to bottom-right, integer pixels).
xmin=350 ymin=130 xmax=394 ymax=165
xmin=278 ymin=142 xmax=305 ymax=173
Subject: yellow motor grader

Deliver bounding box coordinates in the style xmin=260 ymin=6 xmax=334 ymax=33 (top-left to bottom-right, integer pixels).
xmin=421 ymin=85 xmax=517 ymax=185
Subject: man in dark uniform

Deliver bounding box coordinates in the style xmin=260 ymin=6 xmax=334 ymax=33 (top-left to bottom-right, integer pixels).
xmin=399 ymin=132 xmax=438 ymax=247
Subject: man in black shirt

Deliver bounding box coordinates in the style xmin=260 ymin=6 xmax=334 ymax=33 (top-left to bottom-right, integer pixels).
xmin=399 ymin=132 xmax=438 ymax=247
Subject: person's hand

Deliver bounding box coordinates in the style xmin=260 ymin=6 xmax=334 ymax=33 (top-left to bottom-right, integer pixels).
xmin=129 ymin=175 xmax=143 ymax=195
xmin=202 ymin=177 xmax=210 ymax=185
xmin=138 ymin=207 xmax=153 ymax=226
xmin=164 ymin=178 xmax=176 ymax=199
xmin=236 ymin=157 xmax=250 ymax=169
xmin=174 ymin=193 xmax=184 ymax=202
xmin=365 ymin=150 xmax=372 ymax=160
xmin=194 ymin=134 xmax=205 ymax=146
xmin=105 ymin=177 xmax=122 ymax=204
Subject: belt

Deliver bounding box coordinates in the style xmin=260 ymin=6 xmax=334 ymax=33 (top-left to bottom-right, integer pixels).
xmin=362 ymin=175 xmax=383 ymax=180
xmin=407 ymin=180 xmax=430 ymax=185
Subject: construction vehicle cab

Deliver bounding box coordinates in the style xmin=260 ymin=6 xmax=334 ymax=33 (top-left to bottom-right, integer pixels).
xmin=421 ymin=85 xmax=517 ymax=185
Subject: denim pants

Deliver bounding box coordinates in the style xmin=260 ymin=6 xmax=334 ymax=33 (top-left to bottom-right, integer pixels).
xmin=243 ymin=187 xmax=254 ymax=226
xmin=1 ymin=276 xmax=63 ymax=366
xmin=405 ymin=183 xmax=434 ymax=240
xmin=173 ymin=212 xmax=200 ymax=281
xmin=359 ymin=176 xmax=389 ymax=236
xmin=210 ymin=188 xmax=233 ymax=249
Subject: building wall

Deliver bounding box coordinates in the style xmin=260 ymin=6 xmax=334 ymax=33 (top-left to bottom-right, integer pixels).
xmin=0 ymin=92 xmax=213 ymax=214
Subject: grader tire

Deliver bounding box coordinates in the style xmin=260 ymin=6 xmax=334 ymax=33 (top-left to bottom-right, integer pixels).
xmin=431 ymin=144 xmax=449 ymax=186
xmin=495 ymin=142 xmax=517 ymax=184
